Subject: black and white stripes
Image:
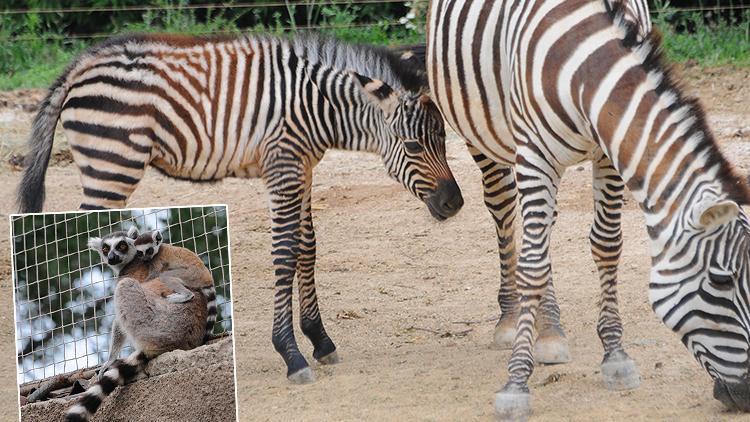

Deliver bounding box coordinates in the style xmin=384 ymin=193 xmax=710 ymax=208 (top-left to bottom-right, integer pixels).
xmin=17 ymin=32 xmax=463 ymax=385
xmin=428 ymin=0 xmax=750 ymax=417
xmin=64 ymin=351 xmax=148 ymax=422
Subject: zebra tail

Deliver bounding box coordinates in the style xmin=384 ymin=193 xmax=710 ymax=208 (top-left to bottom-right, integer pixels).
xmin=202 ymin=285 xmax=217 ymax=343
xmin=16 ymin=75 xmax=71 ymax=213
xmin=64 ymin=351 xmax=148 ymax=422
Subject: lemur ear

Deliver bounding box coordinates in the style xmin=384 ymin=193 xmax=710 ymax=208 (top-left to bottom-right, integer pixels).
xmin=152 ymin=230 xmax=163 ymax=243
xmin=87 ymin=237 xmax=102 ymax=251
xmin=351 ymin=72 xmax=398 ymax=115
xmin=127 ymin=226 xmax=139 ymax=239
xmin=693 ymin=199 xmax=740 ymax=229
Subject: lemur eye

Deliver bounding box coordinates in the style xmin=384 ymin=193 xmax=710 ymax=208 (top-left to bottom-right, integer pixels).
xmin=102 ymin=245 xmax=110 ymax=254
xmin=403 ymin=140 xmax=424 ymax=154
xmin=117 ymin=241 xmax=128 ymax=252
xmin=708 ymin=268 xmax=734 ymax=290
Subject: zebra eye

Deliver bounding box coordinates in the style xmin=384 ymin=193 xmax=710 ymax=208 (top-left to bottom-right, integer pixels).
xmin=708 ymin=268 xmax=734 ymax=290
xmin=403 ymin=140 xmax=424 ymax=154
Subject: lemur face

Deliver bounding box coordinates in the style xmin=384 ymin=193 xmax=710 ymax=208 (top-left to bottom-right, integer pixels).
xmin=134 ymin=230 xmax=163 ymax=262
xmin=88 ymin=230 xmax=137 ymax=273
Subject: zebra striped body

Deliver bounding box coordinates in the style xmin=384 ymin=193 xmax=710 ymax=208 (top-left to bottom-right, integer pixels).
xmin=18 ymin=33 xmax=463 ymax=383
xmin=428 ymin=0 xmax=750 ymax=417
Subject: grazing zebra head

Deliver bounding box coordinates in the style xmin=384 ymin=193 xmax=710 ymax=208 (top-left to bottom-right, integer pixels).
xmin=650 ymin=193 xmax=750 ymax=411
xmin=353 ymin=73 xmax=463 ymax=220
xmin=595 ymin=6 xmax=750 ymax=411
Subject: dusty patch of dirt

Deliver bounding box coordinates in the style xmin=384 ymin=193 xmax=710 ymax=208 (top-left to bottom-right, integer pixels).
xmin=20 ymin=337 xmax=236 ymax=422
xmin=1 ymin=67 xmax=750 ymax=421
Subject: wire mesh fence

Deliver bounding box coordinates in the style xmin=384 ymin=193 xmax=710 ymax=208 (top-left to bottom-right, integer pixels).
xmin=11 ymin=205 xmax=232 ymax=385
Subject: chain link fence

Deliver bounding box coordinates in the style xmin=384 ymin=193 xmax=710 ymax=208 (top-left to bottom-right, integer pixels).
xmin=11 ymin=205 xmax=232 ymax=385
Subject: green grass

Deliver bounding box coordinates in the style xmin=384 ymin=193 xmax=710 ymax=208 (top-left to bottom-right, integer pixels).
xmin=652 ymin=4 xmax=750 ymax=67
xmin=0 ymin=4 xmax=423 ymax=90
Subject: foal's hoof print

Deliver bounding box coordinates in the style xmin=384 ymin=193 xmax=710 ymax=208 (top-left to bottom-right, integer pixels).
xmin=494 ymin=390 xmax=531 ymax=422
xmin=287 ymin=367 xmax=316 ymax=384
xmin=534 ymin=330 xmax=571 ymax=364
xmin=316 ymin=350 xmax=341 ymax=365
xmin=601 ymin=354 xmax=640 ymax=391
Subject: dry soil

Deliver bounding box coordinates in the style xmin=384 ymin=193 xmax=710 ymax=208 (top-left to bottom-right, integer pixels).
xmin=1 ymin=65 xmax=750 ymax=421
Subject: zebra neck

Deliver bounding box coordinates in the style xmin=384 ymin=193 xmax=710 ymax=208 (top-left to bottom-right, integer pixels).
xmin=327 ymin=93 xmax=385 ymax=153
xmin=587 ymin=70 xmax=744 ymax=245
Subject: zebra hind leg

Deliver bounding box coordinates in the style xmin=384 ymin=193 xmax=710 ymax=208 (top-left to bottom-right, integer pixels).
xmin=495 ymin=149 xmax=563 ymax=421
xmin=469 ymin=144 xmax=570 ymax=361
xmin=534 ymin=282 xmax=571 ymax=364
xmin=466 ymin=145 xmax=519 ymax=349
xmin=534 ymin=195 xmax=571 ymax=363
xmin=591 ymin=152 xmax=640 ymax=390
xmin=297 ymin=175 xmax=339 ymax=365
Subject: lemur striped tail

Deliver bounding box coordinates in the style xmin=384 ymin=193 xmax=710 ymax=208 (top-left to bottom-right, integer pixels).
xmin=202 ymin=286 xmax=217 ymax=343
xmin=64 ymin=351 xmax=149 ymax=422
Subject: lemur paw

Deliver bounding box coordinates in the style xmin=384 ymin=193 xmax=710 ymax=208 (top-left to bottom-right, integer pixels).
xmin=97 ymin=363 xmax=111 ymax=381
xmin=166 ymin=292 xmax=194 ymax=303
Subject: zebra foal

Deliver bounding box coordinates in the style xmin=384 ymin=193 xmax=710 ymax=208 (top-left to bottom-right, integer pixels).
xmin=428 ymin=0 xmax=750 ymax=418
xmin=16 ymin=33 xmax=463 ymax=382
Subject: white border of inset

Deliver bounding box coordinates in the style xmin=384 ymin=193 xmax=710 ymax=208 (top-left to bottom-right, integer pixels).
xmin=9 ymin=204 xmax=239 ymax=422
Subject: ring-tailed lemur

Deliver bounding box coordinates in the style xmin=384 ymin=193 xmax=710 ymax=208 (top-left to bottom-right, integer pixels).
xmin=128 ymin=226 xmax=217 ymax=342
xmin=64 ymin=229 xmax=212 ymax=422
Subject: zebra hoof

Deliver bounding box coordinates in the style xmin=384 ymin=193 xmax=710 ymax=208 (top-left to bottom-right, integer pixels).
xmin=534 ymin=330 xmax=571 ymax=364
xmin=287 ymin=366 xmax=315 ymax=384
xmin=491 ymin=316 xmax=516 ymax=350
xmin=316 ymin=350 xmax=340 ymax=365
xmin=494 ymin=389 xmax=531 ymax=421
xmin=601 ymin=354 xmax=640 ymax=391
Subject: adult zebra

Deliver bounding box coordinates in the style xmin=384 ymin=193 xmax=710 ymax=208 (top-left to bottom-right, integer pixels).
xmin=427 ymin=0 xmax=750 ymax=418
xmin=396 ymin=0 xmax=652 ymax=366
xmin=16 ymin=33 xmax=463 ymax=383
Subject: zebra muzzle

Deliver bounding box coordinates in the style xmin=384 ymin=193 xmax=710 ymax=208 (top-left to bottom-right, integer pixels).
xmin=426 ymin=179 xmax=463 ymax=220
xmin=714 ymin=379 xmax=750 ymax=412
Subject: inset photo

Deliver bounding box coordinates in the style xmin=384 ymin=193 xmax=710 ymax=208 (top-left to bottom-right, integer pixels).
xmin=10 ymin=205 xmax=236 ymax=422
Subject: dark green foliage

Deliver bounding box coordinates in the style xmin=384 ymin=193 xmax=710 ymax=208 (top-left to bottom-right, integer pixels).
xmin=0 ymin=1 xmax=425 ymax=89
xmin=652 ymin=1 xmax=750 ymax=66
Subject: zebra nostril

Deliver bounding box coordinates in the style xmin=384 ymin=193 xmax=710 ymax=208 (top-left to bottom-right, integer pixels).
xmin=433 ymin=179 xmax=463 ymax=217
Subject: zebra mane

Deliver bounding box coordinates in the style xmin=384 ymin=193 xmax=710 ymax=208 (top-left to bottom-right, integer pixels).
xmin=75 ymin=32 xmax=427 ymax=94
xmin=606 ymin=3 xmax=750 ymax=205
xmin=289 ymin=32 xmax=427 ymax=93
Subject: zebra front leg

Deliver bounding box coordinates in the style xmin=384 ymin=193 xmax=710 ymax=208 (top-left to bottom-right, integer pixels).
xmin=297 ymin=174 xmax=339 ymax=365
xmin=590 ymin=152 xmax=640 ymax=390
xmin=467 ymin=145 xmax=519 ymax=349
xmin=495 ymin=151 xmax=562 ymax=421
xmin=265 ymin=152 xmax=313 ymax=384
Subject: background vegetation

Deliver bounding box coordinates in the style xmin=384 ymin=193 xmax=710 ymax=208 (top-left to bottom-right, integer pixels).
xmin=12 ymin=206 xmax=231 ymax=383
xmin=0 ymin=0 xmax=748 ymax=90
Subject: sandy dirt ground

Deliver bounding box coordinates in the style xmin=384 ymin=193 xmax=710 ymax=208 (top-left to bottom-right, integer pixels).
xmin=1 ymin=65 xmax=750 ymax=421
xmin=21 ymin=337 xmax=236 ymax=422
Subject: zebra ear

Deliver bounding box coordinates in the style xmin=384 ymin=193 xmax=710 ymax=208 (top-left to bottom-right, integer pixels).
xmin=693 ymin=199 xmax=739 ymax=229
xmin=351 ymin=72 xmax=398 ymax=115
